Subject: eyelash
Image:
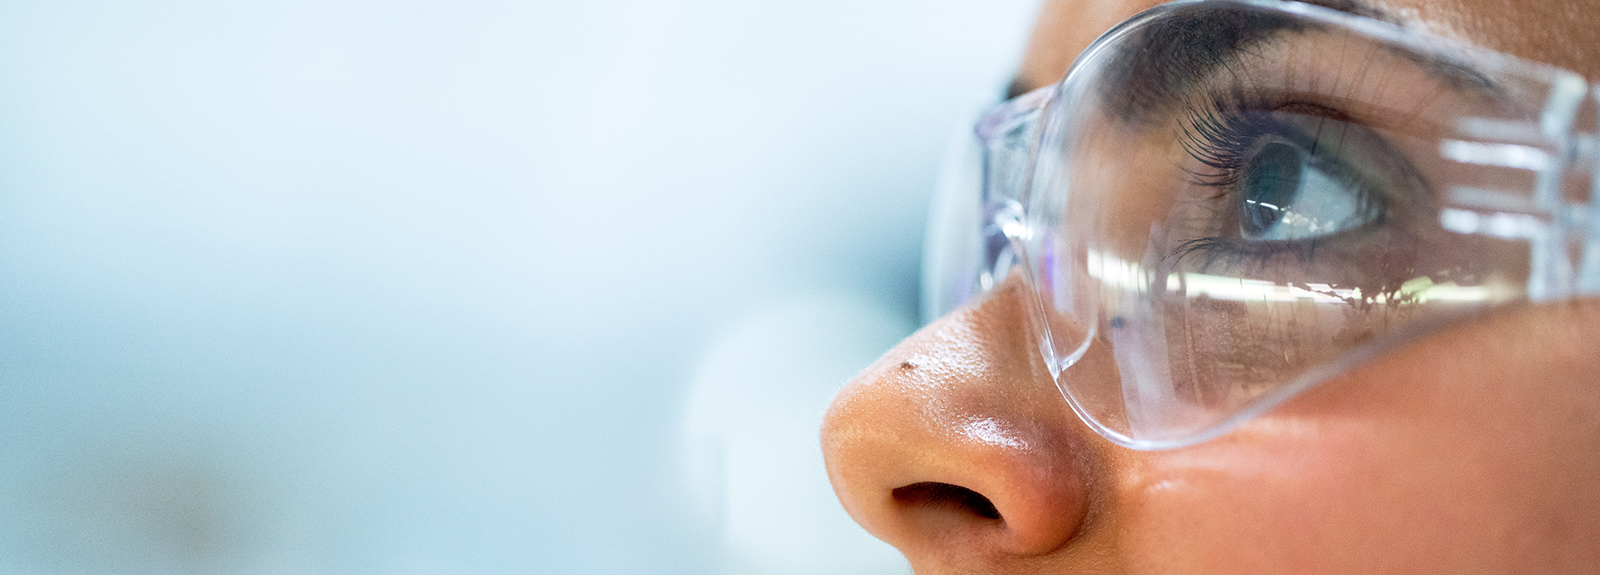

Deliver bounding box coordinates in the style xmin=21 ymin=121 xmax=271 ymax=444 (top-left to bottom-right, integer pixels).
xmin=1176 ymin=94 xmax=1291 ymax=190
xmin=1168 ymin=233 xmax=1330 ymax=274
xmin=1184 ymin=104 xmax=1267 ymax=190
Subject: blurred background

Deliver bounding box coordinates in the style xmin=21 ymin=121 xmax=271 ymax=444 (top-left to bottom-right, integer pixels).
xmin=0 ymin=0 xmax=1038 ymax=573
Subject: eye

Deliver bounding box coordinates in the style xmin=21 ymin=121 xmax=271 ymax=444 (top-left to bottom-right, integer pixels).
xmin=1169 ymin=100 xmax=1423 ymax=274
xmin=1237 ymin=139 xmax=1379 ymax=242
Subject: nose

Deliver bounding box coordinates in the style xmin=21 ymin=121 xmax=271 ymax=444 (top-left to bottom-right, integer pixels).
xmin=821 ymin=279 xmax=1092 ymax=564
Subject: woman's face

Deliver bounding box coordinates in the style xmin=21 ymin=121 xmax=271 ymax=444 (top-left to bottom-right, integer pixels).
xmin=820 ymin=1 xmax=1600 ymax=573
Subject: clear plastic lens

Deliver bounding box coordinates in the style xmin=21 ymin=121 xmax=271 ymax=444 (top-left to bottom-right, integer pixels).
xmin=931 ymin=0 xmax=1600 ymax=449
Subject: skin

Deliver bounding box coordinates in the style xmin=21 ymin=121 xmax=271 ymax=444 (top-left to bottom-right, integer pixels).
xmin=820 ymin=1 xmax=1600 ymax=573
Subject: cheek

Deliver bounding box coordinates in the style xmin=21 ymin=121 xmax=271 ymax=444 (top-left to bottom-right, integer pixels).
xmin=1115 ymin=427 xmax=1368 ymax=573
xmin=1110 ymin=417 xmax=1514 ymax=574
xmin=1097 ymin=303 xmax=1600 ymax=575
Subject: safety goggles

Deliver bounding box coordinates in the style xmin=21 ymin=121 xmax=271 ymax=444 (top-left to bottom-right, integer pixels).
xmin=926 ymin=0 xmax=1600 ymax=449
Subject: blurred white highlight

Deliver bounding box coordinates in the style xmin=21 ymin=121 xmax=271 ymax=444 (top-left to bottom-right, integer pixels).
xmin=1087 ymin=250 xmax=1493 ymax=304
xmin=1440 ymin=207 xmax=1547 ymax=239
xmin=1440 ymin=140 xmax=1552 ymax=170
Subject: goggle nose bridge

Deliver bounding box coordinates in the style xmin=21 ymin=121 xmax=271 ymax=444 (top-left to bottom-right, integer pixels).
xmin=975 ymin=88 xmax=1052 ymax=296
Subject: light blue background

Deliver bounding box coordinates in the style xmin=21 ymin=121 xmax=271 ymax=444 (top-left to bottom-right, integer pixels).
xmin=0 ymin=0 xmax=1038 ymax=573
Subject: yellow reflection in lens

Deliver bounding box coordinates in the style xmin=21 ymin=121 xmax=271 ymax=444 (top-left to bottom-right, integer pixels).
xmin=1085 ymin=250 xmax=1494 ymax=305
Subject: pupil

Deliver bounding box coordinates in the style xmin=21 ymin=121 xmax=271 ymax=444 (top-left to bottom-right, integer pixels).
xmin=1241 ymin=142 xmax=1303 ymax=236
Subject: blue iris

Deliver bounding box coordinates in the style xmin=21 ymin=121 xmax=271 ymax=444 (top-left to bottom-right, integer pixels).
xmin=1240 ymin=142 xmax=1303 ymax=237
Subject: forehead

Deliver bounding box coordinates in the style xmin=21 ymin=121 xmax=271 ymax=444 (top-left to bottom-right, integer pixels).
xmin=1016 ymin=0 xmax=1600 ymax=92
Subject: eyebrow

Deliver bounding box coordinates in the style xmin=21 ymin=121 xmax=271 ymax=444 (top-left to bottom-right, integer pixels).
xmin=1125 ymin=1 xmax=1504 ymax=123
xmin=1007 ymin=0 xmax=1491 ymax=119
xmin=1111 ymin=0 xmax=1408 ymax=123
xmin=1008 ymin=0 xmax=1390 ymax=100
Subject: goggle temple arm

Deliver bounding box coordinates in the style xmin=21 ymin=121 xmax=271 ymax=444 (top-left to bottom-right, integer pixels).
xmin=1439 ymin=77 xmax=1600 ymax=299
xmin=1583 ymin=86 xmax=1600 ymax=293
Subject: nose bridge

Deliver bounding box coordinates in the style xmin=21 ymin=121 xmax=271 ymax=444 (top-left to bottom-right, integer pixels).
xmin=820 ymin=280 xmax=1092 ymax=561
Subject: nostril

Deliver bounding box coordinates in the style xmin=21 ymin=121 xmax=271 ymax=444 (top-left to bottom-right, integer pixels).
xmin=892 ymin=481 xmax=1002 ymax=520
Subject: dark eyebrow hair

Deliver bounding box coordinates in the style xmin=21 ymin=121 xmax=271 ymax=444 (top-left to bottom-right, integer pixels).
xmin=1008 ymin=0 xmax=1501 ymax=121
xmin=1006 ymin=0 xmax=1393 ymax=101
xmin=1097 ymin=3 xmax=1312 ymax=122
xmin=1100 ymin=0 xmax=1499 ymax=123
